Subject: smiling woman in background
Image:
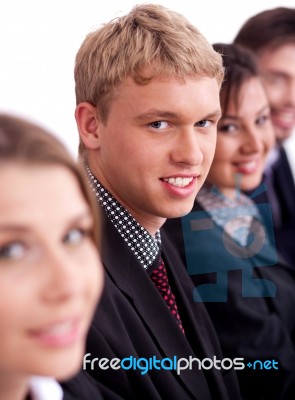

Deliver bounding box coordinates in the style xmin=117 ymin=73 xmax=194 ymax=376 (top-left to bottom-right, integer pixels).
xmin=0 ymin=113 xmax=104 ymax=400
xmin=164 ymin=43 xmax=295 ymax=399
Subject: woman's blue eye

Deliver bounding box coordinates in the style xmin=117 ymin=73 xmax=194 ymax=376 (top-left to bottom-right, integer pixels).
xmin=0 ymin=242 xmax=25 ymax=260
xmin=64 ymin=228 xmax=90 ymax=245
xmin=150 ymin=121 xmax=169 ymax=130
xmin=64 ymin=229 xmax=83 ymax=245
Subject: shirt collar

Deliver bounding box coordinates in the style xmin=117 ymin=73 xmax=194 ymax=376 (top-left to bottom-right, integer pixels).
xmin=85 ymin=165 xmax=161 ymax=270
xmin=29 ymin=376 xmax=63 ymax=400
xmin=197 ymin=183 xmax=259 ymax=247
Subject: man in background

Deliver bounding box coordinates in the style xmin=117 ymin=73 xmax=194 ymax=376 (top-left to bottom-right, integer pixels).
xmin=234 ymin=7 xmax=295 ymax=266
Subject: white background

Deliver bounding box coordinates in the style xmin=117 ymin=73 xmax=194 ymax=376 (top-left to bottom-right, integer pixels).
xmin=0 ymin=0 xmax=293 ymax=156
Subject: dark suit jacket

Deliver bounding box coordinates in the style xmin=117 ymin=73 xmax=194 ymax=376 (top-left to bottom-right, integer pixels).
xmin=272 ymin=146 xmax=295 ymax=224
xmin=270 ymin=146 xmax=295 ymax=267
xmin=163 ymin=201 xmax=295 ymax=400
xmin=63 ymin=390 xmax=90 ymax=400
xmin=62 ymin=210 xmax=241 ymax=400
xmin=61 ymin=371 xmax=105 ymax=400
xmin=62 ymin=392 xmax=77 ymax=400
xmin=255 ymin=146 xmax=295 ymax=267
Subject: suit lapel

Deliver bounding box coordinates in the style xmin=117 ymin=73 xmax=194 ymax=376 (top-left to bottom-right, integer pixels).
xmin=162 ymin=232 xmax=235 ymax=398
xmin=271 ymin=146 xmax=295 ymax=221
xmin=101 ymin=213 xmax=211 ymax=399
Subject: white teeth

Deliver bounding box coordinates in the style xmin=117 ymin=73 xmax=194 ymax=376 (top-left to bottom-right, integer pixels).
xmin=239 ymin=161 xmax=256 ymax=169
xmin=43 ymin=321 xmax=73 ymax=336
xmin=163 ymin=177 xmax=193 ymax=187
xmin=277 ymin=113 xmax=295 ymax=122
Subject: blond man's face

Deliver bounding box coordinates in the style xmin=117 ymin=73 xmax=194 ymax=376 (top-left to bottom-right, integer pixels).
xmin=89 ymin=74 xmax=221 ymax=234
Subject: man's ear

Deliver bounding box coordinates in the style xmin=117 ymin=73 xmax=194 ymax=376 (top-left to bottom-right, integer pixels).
xmin=75 ymin=102 xmax=101 ymax=150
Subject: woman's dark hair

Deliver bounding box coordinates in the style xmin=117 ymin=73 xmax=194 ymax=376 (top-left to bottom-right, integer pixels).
xmin=0 ymin=113 xmax=100 ymax=246
xmin=213 ymin=43 xmax=259 ymax=115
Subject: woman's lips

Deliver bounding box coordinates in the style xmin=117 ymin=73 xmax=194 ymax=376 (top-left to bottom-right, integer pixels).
xmin=29 ymin=317 xmax=84 ymax=347
xmin=233 ymin=159 xmax=260 ymax=174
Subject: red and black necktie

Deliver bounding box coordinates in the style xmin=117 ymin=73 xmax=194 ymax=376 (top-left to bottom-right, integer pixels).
xmin=150 ymin=257 xmax=185 ymax=334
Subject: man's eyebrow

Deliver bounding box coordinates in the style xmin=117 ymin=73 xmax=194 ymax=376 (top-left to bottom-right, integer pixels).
xmin=203 ymin=109 xmax=222 ymax=119
xmin=265 ymin=70 xmax=289 ymax=78
xmin=135 ymin=110 xmax=182 ymax=120
xmin=135 ymin=108 xmax=222 ymax=121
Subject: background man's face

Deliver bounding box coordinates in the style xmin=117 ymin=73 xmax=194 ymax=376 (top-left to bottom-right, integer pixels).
xmin=258 ymin=43 xmax=295 ymax=142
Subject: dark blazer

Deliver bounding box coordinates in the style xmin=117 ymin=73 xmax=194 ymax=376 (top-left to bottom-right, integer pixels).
xmin=61 ymin=371 xmax=105 ymax=400
xmin=163 ymin=201 xmax=295 ymax=400
xmin=62 ymin=392 xmax=78 ymax=400
xmin=62 ymin=210 xmax=241 ymax=400
xmin=270 ymin=146 xmax=295 ymax=266
xmin=272 ymin=146 xmax=295 ymax=224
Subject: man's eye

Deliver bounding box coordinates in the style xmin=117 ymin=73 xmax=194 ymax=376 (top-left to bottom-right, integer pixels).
xmin=196 ymin=120 xmax=211 ymax=128
xmin=0 ymin=242 xmax=25 ymax=260
xmin=264 ymin=74 xmax=285 ymax=86
xmin=149 ymin=121 xmax=169 ymax=130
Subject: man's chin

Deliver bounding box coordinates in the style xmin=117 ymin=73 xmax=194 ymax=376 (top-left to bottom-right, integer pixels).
xmin=164 ymin=203 xmax=196 ymax=220
xmin=275 ymin=126 xmax=294 ymax=142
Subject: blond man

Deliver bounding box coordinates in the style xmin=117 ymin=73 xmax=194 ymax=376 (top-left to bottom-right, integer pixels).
xmin=63 ymin=4 xmax=241 ymax=399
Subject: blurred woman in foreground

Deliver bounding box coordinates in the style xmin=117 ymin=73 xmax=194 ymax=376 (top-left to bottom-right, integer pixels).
xmin=0 ymin=114 xmax=104 ymax=400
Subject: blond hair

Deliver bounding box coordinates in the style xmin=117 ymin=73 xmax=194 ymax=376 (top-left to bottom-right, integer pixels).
xmin=75 ymin=3 xmax=224 ymax=123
